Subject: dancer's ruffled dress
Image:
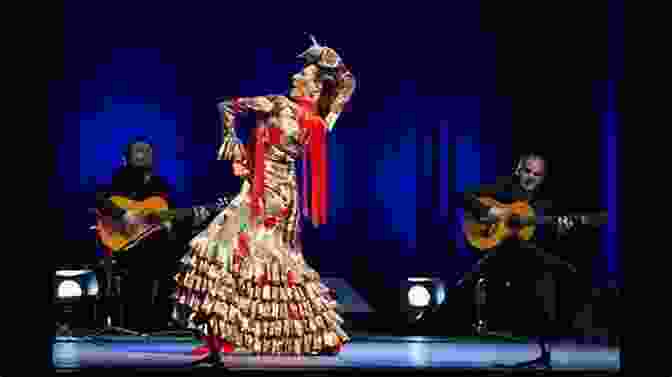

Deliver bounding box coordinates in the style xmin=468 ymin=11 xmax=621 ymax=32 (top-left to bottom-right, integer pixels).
xmin=174 ymin=42 xmax=355 ymax=355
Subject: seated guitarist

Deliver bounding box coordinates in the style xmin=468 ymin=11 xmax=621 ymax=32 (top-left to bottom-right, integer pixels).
xmin=95 ymin=137 xmax=214 ymax=333
xmin=460 ymin=153 xmax=577 ymax=369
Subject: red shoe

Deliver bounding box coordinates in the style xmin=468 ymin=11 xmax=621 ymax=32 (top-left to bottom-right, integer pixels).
xmin=193 ymin=336 xmax=236 ymax=355
xmin=191 ymin=344 xmax=210 ymax=356
xmin=192 ymin=335 xmax=224 ymax=355
xmin=313 ymin=340 xmax=344 ymax=356
xmin=191 ymin=343 xmax=234 ymax=355
xmin=220 ymin=341 xmax=234 ymax=353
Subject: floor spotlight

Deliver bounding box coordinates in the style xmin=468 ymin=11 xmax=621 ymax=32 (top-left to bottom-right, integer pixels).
xmin=54 ymin=267 xmax=100 ymax=332
xmin=408 ymin=285 xmax=431 ymax=307
xmin=57 ymin=280 xmax=83 ymax=299
xmin=401 ymin=277 xmax=446 ymax=324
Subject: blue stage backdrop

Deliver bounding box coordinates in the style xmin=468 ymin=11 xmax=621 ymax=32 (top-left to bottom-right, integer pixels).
xmin=51 ymin=1 xmax=616 ymax=315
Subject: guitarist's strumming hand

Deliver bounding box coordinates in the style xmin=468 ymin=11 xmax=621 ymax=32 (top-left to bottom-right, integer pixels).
xmin=162 ymin=220 xmax=173 ymax=232
xmin=122 ymin=210 xmax=171 ymax=233
xmin=121 ymin=211 xmax=143 ymax=234
xmin=122 ymin=211 xmax=141 ymax=224
xmin=487 ymin=206 xmax=512 ymax=222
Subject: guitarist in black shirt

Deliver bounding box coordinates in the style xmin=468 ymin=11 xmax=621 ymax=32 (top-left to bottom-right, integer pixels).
xmin=95 ymin=137 xmax=220 ymax=333
xmin=458 ymin=153 xmax=581 ymax=369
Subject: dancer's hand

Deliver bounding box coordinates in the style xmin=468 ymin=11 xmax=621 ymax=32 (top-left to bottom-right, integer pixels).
xmin=233 ymin=161 xmax=250 ymax=177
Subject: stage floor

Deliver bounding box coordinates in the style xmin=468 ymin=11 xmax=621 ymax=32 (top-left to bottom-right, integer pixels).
xmin=52 ymin=334 xmax=620 ymax=373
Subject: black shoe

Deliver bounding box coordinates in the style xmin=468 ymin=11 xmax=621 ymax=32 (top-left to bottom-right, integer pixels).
xmin=493 ymin=352 xmax=551 ymax=369
xmin=56 ymin=323 xmax=72 ymax=337
xmin=191 ymin=352 xmax=225 ymax=368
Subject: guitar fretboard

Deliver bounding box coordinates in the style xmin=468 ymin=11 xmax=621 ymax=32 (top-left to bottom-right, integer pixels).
xmin=528 ymin=213 xmax=607 ymax=226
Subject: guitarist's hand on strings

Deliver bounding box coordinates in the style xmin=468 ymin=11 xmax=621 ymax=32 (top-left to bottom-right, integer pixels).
xmin=193 ymin=206 xmax=212 ymax=226
xmin=193 ymin=206 xmax=210 ymax=221
xmin=556 ymin=216 xmax=575 ymax=234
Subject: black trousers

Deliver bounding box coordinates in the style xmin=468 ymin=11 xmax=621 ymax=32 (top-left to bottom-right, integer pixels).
xmin=95 ymin=234 xmax=185 ymax=332
xmin=121 ymin=270 xmax=175 ymax=332
xmin=469 ymin=240 xmax=575 ymax=337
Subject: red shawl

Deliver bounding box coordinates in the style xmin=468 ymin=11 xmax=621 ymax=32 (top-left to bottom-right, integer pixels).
xmin=240 ymin=96 xmax=328 ymax=227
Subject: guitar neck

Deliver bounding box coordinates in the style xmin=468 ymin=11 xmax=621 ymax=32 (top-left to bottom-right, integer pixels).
xmin=135 ymin=207 xmax=188 ymax=217
xmin=537 ymin=215 xmax=564 ymax=225
xmin=133 ymin=200 xmax=226 ymax=220
xmin=531 ymin=212 xmax=607 ymax=226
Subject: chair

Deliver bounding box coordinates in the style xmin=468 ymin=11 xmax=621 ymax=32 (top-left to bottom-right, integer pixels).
xmin=90 ymin=227 xmax=201 ymax=339
xmin=457 ymin=253 xmax=521 ymax=340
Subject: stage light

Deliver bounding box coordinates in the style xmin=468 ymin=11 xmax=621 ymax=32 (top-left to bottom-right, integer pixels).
xmin=401 ymin=277 xmax=447 ymax=324
xmin=58 ymin=280 xmax=82 ymax=298
xmin=54 ymin=267 xmax=101 ymax=332
xmin=56 ymin=270 xmax=90 ymax=278
xmin=408 ymin=285 xmax=430 ymax=307
xmin=54 ymin=269 xmax=99 ymax=300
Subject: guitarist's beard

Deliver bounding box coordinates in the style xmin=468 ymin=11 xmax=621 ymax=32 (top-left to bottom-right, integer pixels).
xmin=521 ymin=177 xmax=536 ymax=191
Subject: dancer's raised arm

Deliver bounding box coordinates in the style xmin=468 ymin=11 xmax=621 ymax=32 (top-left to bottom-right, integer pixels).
xmin=216 ymin=96 xmax=274 ymax=161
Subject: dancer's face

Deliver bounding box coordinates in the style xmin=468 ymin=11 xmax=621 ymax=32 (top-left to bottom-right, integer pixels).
xmin=519 ymin=157 xmax=545 ymax=191
xmin=289 ymin=64 xmax=322 ymax=100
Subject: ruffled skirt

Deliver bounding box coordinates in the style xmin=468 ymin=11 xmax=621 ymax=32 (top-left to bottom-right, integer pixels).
xmin=174 ymin=182 xmax=349 ymax=355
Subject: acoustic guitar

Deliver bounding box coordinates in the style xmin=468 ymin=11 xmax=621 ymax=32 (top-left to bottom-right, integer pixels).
xmin=462 ymin=196 xmax=608 ymax=252
xmin=94 ymin=195 xmax=229 ymax=254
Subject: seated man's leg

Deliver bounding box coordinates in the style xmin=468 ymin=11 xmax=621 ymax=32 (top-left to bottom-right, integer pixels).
xmin=155 ymin=274 xmax=178 ymax=329
xmin=119 ymin=274 xmax=137 ymax=331
xmin=122 ymin=264 xmax=155 ymax=332
xmin=534 ymin=270 xmax=558 ymax=336
xmin=523 ymin=243 xmax=573 ymax=342
xmin=148 ymin=240 xmax=187 ymax=331
xmin=488 ymin=249 xmax=532 ymax=333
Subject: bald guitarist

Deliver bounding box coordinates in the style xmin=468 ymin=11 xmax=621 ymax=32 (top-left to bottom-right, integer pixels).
xmin=95 ymin=137 xmax=217 ymax=333
xmin=459 ymin=153 xmax=583 ymax=370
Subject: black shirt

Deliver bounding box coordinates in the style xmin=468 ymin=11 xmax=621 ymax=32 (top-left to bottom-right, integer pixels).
xmin=96 ymin=167 xmax=173 ymax=218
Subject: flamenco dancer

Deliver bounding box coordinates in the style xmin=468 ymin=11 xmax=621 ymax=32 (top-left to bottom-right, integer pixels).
xmin=174 ymin=35 xmax=356 ymax=365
